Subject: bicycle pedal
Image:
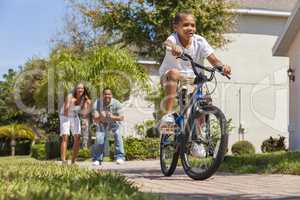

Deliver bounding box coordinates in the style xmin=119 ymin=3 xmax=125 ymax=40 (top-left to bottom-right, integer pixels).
xmin=159 ymin=124 xmax=176 ymax=135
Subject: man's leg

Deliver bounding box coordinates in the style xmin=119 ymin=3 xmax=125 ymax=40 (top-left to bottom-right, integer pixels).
xmin=92 ymin=125 xmax=107 ymax=162
xmin=112 ymin=124 xmax=125 ymax=161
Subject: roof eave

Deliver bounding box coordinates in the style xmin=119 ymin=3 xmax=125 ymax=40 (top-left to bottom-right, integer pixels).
xmin=232 ymin=8 xmax=290 ymax=17
xmin=273 ymin=1 xmax=300 ymax=57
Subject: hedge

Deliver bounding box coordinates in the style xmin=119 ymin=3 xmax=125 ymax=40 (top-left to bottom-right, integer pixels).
xmin=0 ymin=139 xmax=32 ymax=156
xmin=32 ymin=137 xmax=160 ymax=161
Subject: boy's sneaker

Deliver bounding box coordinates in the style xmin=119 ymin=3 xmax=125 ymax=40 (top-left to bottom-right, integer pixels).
xmin=190 ymin=142 xmax=206 ymax=157
xmin=116 ymin=158 xmax=125 ymax=165
xmin=159 ymin=113 xmax=176 ymax=135
xmin=92 ymin=160 xmax=101 ymax=166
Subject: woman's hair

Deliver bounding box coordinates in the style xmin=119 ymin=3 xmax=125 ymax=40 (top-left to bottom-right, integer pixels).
xmin=173 ymin=10 xmax=194 ymax=25
xmin=72 ymin=82 xmax=90 ymax=103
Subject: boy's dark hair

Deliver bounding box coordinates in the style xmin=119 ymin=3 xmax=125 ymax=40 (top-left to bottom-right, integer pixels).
xmin=173 ymin=10 xmax=194 ymax=25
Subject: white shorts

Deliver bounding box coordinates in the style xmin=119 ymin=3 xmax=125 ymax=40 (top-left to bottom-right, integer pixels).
xmin=161 ymin=69 xmax=195 ymax=84
xmin=59 ymin=115 xmax=81 ymax=136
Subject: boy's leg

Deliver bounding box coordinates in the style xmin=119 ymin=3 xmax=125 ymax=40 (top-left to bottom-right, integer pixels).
xmin=92 ymin=125 xmax=107 ymax=162
xmin=162 ymin=69 xmax=181 ymax=113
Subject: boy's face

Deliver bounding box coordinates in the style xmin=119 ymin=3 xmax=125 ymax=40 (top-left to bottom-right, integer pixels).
xmin=174 ymin=14 xmax=196 ymax=41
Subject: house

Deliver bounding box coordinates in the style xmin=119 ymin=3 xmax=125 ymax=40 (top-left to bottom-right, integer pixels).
xmin=273 ymin=0 xmax=300 ymax=150
xmin=123 ymin=0 xmax=297 ymax=152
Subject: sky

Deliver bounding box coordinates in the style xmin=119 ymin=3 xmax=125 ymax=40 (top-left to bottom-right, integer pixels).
xmin=0 ymin=0 xmax=69 ymax=79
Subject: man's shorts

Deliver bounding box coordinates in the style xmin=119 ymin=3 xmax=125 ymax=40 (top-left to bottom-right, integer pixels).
xmin=59 ymin=115 xmax=81 ymax=136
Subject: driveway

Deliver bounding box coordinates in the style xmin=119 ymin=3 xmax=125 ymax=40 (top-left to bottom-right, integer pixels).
xmin=78 ymin=160 xmax=300 ymax=200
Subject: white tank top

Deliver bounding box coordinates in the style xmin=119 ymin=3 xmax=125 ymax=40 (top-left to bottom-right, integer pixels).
xmin=60 ymin=95 xmax=84 ymax=117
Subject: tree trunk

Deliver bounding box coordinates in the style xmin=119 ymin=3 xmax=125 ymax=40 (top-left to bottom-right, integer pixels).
xmin=10 ymin=138 xmax=16 ymax=156
xmin=81 ymin=118 xmax=90 ymax=148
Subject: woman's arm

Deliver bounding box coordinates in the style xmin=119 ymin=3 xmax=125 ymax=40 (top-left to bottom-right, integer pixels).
xmin=81 ymin=99 xmax=91 ymax=118
xmin=63 ymin=95 xmax=73 ymax=117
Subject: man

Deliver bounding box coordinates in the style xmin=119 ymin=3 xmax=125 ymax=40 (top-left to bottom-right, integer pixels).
xmin=92 ymin=88 xmax=125 ymax=165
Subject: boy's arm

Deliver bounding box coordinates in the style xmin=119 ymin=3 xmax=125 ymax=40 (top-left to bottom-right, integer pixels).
xmin=207 ymin=53 xmax=231 ymax=75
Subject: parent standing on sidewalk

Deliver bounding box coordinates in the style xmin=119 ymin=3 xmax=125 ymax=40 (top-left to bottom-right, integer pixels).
xmin=92 ymin=88 xmax=125 ymax=166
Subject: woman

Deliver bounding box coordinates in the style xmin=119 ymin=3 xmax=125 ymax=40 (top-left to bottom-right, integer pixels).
xmin=60 ymin=83 xmax=91 ymax=164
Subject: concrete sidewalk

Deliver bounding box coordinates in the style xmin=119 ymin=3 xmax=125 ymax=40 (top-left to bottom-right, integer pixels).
xmin=78 ymin=160 xmax=300 ymax=200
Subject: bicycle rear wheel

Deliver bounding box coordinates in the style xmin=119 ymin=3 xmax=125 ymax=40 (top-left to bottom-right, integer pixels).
xmin=160 ymin=133 xmax=179 ymax=176
xmin=180 ymin=105 xmax=228 ymax=180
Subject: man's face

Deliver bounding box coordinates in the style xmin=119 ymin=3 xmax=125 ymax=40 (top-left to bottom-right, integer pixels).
xmin=174 ymin=14 xmax=196 ymax=41
xmin=103 ymin=89 xmax=112 ymax=104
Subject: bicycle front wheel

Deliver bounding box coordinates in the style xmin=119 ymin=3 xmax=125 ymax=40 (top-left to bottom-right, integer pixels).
xmin=180 ymin=105 xmax=228 ymax=180
xmin=160 ymin=133 xmax=179 ymax=176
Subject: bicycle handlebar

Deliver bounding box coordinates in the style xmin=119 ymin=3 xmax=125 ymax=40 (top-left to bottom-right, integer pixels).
xmin=180 ymin=53 xmax=231 ymax=80
xmin=164 ymin=44 xmax=231 ymax=80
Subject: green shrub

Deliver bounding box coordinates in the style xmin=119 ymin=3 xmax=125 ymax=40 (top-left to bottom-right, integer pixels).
xmin=146 ymin=127 xmax=159 ymax=138
xmin=45 ymin=134 xmax=60 ymax=159
xmin=0 ymin=139 xmax=32 ymax=156
xmin=220 ymin=151 xmax=300 ymax=175
xmin=78 ymin=148 xmax=91 ymax=159
xmin=15 ymin=140 xmax=32 ymax=155
xmin=0 ymin=139 xmax=10 ymax=156
xmin=109 ymin=137 xmax=160 ymax=160
xmin=0 ymin=157 xmax=159 ymax=200
xmin=134 ymin=120 xmax=158 ymax=138
xmin=261 ymin=136 xmax=287 ymax=153
xmin=231 ymin=140 xmax=255 ymax=156
xmin=31 ymin=143 xmax=46 ymax=160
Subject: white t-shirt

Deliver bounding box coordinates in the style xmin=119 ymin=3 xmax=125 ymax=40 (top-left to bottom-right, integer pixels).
xmin=159 ymin=32 xmax=214 ymax=77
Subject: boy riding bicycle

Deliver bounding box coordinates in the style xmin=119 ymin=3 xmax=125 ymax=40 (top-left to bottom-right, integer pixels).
xmin=159 ymin=10 xmax=231 ymax=129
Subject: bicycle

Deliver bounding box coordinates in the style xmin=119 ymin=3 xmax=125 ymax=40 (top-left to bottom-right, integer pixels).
xmin=159 ymin=51 xmax=231 ymax=180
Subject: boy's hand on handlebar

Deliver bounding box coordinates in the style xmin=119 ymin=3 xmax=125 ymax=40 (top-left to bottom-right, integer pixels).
xmin=171 ymin=44 xmax=183 ymax=57
xmin=163 ymin=40 xmax=183 ymax=57
xmin=223 ymin=64 xmax=231 ymax=76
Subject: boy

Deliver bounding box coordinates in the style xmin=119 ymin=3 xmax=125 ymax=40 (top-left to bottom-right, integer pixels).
xmin=159 ymin=10 xmax=231 ymax=127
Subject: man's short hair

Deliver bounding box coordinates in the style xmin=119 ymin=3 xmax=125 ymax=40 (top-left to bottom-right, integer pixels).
xmin=102 ymin=87 xmax=112 ymax=94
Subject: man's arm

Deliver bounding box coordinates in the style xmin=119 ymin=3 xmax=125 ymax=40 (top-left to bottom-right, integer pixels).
xmin=207 ymin=53 xmax=231 ymax=75
xmin=92 ymin=100 xmax=105 ymax=124
xmin=109 ymin=114 xmax=124 ymax=122
xmin=81 ymin=99 xmax=91 ymax=118
xmin=107 ymin=100 xmax=124 ymax=122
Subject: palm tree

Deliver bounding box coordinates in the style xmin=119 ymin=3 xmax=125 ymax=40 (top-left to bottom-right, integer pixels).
xmin=0 ymin=124 xmax=34 ymax=156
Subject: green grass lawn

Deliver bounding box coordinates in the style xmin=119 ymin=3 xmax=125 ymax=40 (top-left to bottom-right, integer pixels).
xmin=219 ymin=151 xmax=300 ymax=175
xmin=0 ymin=156 xmax=161 ymax=200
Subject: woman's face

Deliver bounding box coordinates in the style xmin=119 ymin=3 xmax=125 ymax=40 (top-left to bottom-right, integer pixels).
xmin=75 ymin=83 xmax=85 ymax=98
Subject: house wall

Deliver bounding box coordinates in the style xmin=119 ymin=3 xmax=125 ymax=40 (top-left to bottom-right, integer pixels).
xmin=212 ymin=14 xmax=289 ymax=152
xmin=287 ymin=30 xmax=300 ymax=150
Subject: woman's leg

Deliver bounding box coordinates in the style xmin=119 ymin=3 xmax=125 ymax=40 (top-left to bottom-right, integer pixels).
xmin=71 ymin=134 xmax=80 ymax=164
xmin=60 ymin=135 xmax=68 ymax=162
